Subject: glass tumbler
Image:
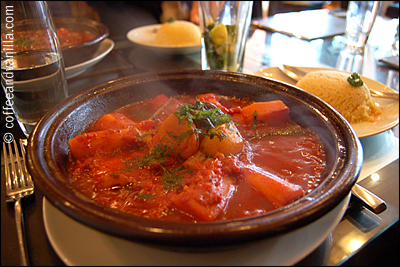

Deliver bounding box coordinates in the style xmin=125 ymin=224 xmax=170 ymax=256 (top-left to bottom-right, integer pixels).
xmin=335 ymin=1 xmax=379 ymax=74
xmin=344 ymin=1 xmax=379 ymax=50
xmin=199 ymin=1 xmax=253 ymax=72
xmin=1 ymin=1 xmax=68 ymax=137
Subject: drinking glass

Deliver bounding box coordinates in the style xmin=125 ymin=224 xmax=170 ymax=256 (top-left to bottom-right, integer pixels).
xmin=199 ymin=1 xmax=253 ymax=72
xmin=1 ymin=1 xmax=68 ymax=137
xmin=335 ymin=1 xmax=379 ymax=74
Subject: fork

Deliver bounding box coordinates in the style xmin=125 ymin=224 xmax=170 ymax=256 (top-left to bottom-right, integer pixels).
xmin=3 ymin=139 xmax=34 ymax=266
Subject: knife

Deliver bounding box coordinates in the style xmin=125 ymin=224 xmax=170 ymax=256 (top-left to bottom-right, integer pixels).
xmin=278 ymin=64 xmax=399 ymax=99
xmin=351 ymin=183 xmax=387 ymax=214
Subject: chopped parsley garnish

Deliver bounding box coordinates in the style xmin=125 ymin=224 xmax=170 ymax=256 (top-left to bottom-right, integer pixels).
xmin=136 ymin=194 xmax=157 ymax=199
xmin=204 ymin=129 xmax=226 ymax=141
xmin=167 ymin=16 xmax=176 ymax=23
xmin=167 ymin=128 xmax=200 ymax=143
xmin=14 ymin=36 xmax=37 ymax=48
xmin=174 ymin=99 xmax=231 ymax=131
xmin=160 ymin=165 xmax=184 ymax=189
xmin=135 ymin=144 xmax=170 ymax=168
xmin=121 ymin=157 xmax=134 ymax=172
xmin=347 ymin=72 xmax=364 ymax=87
xmin=251 ymin=110 xmax=264 ymax=130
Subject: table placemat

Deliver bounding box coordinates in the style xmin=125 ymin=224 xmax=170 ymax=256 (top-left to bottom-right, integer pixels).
xmin=251 ymin=9 xmax=346 ymax=41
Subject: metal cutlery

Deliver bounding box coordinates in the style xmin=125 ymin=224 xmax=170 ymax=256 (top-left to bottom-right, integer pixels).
xmin=278 ymin=64 xmax=399 ymax=99
xmin=4 ymin=139 xmax=34 ymax=266
xmin=351 ymin=183 xmax=387 ymax=214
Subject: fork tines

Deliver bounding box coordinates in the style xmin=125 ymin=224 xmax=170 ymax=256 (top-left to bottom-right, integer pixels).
xmin=3 ymin=139 xmax=34 ymax=202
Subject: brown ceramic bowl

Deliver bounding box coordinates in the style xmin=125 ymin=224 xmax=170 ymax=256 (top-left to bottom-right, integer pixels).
xmin=1 ymin=17 xmax=108 ymax=68
xmin=27 ymin=70 xmax=362 ymax=249
xmin=54 ymin=17 xmax=109 ymax=67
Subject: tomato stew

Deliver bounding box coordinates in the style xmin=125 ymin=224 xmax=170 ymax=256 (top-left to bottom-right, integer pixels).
xmin=1 ymin=27 xmax=95 ymax=53
xmin=67 ymin=93 xmax=327 ymax=222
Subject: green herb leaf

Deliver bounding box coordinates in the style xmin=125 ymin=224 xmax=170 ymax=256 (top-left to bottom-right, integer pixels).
xmin=167 ymin=129 xmax=198 ymax=141
xmin=135 ymin=144 xmax=170 ymax=168
xmin=347 ymin=72 xmax=364 ymax=87
xmin=174 ymin=99 xmax=232 ymax=131
xmin=203 ymin=129 xmax=226 ymax=141
xmin=251 ymin=110 xmax=265 ymax=130
xmin=14 ymin=36 xmax=37 ymax=49
xmin=121 ymin=157 xmax=134 ymax=172
xmin=160 ymin=166 xmax=184 ymax=189
xmin=136 ymin=194 xmax=157 ymax=199
xmin=167 ymin=17 xmax=176 ymax=23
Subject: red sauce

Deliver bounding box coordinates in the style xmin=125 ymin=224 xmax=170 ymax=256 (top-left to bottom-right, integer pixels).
xmin=1 ymin=27 xmax=95 ymax=53
xmin=67 ymin=94 xmax=326 ymax=222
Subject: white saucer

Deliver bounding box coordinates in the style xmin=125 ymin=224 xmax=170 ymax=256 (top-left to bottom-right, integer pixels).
xmin=65 ymin=38 xmax=115 ymax=79
xmin=43 ymin=194 xmax=349 ymax=266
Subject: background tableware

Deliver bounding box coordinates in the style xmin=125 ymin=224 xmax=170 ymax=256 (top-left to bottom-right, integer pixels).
xmin=1 ymin=1 xmax=68 ymax=137
xmin=27 ymin=70 xmax=362 ymax=250
xmin=253 ymin=66 xmax=399 ymax=138
xmin=199 ymin=1 xmax=253 ymax=72
xmin=251 ymin=9 xmax=346 ymax=41
xmin=65 ymin=38 xmax=114 ymax=79
xmin=126 ymin=24 xmax=201 ymax=55
xmin=279 ymin=64 xmax=399 ymax=99
xmin=54 ymin=17 xmax=109 ymax=68
xmin=351 ymin=183 xmax=386 ymax=213
xmin=335 ymin=1 xmax=379 ymax=74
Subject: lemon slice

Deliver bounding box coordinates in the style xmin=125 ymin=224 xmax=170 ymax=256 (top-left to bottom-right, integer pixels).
xmin=210 ymin=24 xmax=228 ymax=46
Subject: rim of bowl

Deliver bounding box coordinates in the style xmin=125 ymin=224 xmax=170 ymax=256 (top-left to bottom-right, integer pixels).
xmin=54 ymin=17 xmax=109 ymax=50
xmin=27 ymin=69 xmax=363 ymax=248
xmin=0 ymin=17 xmax=109 ymax=53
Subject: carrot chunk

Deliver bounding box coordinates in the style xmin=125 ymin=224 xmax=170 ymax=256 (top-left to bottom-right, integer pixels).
xmin=69 ymin=128 xmax=139 ymax=159
xmin=172 ymin=176 xmax=234 ymax=221
xmin=149 ymin=94 xmax=170 ymax=109
xmin=241 ymin=100 xmax=291 ymax=126
xmin=137 ymin=119 xmax=158 ymax=131
xmin=243 ymin=166 xmax=304 ymax=207
xmin=94 ymin=112 xmax=137 ymax=131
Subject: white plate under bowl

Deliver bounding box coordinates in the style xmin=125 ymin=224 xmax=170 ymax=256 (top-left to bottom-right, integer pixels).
xmin=65 ymin=38 xmax=114 ymax=79
xmin=43 ymin=194 xmax=349 ymax=266
xmin=126 ymin=24 xmax=201 ymax=55
xmin=253 ymin=67 xmax=399 ymax=138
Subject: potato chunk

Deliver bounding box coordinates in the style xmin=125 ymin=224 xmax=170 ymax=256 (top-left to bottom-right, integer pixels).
xmin=172 ymin=175 xmax=235 ymax=221
xmin=154 ymin=114 xmax=199 ymax=159
xmin=93 ymin=112 xmax=137 ymax=131
xmin=200 ymin=121 xmax=244 ymax=157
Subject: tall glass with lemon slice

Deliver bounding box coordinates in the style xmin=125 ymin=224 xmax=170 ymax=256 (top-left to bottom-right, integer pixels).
xmin=199 ymin=1 xmax=253 ymax=72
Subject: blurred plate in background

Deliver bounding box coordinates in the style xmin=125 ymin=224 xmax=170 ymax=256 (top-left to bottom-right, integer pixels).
xmin=65 ymin=38 xmax=114 ymax=79
xmin=127 ymin=24 xmax=201 ymax=55
xmin=253 ymin=66 xmax=399 ymax=138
